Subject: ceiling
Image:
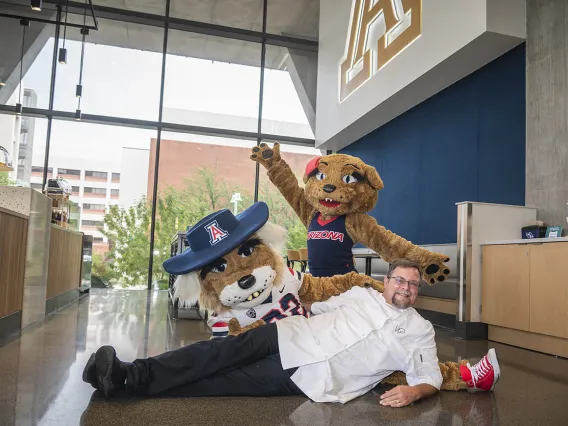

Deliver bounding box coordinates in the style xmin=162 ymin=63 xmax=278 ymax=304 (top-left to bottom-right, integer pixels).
xmin=0 ymin=0 xmax=318 ymax=102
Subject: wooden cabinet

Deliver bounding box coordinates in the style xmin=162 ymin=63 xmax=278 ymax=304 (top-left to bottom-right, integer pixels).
xmin=528 ymin=243 xmax=568 ymax=339
xmin=0 ymin=211 xmax=28 ymax=318
xmin=481 ymin=241 xmax=568 ymax=339
xmin=481 ymin=244 xmax=530 ymax=331
xmin=46 ymin=225 xmax=83 ymax=300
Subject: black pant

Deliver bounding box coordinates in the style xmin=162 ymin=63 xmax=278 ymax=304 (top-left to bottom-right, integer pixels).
xmin=124 ymin=323 xmax=303 ymax=397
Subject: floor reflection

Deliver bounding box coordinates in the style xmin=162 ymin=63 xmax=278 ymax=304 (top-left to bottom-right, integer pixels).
xmin=0 ymin=289 xmax=210 ymax=426
xmin=0 ymin=289 xmax=567 ymax=426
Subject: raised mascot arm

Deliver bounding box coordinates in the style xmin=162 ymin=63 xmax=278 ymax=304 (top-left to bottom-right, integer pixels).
xmin=250 ymin=142 xmax=316 ymax=228
xmin=346 ymin=213 xmax=451 ymax=285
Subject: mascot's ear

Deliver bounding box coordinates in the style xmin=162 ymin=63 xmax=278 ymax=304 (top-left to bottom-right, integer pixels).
xmin=255 ymin=221 xmax=288 ymax=254
xmin=364 ymin=164 xmax=384 ymax=191
xmin=303 ymin=156 xmax=321 ymax=184
xmin=173 ymin=272 xmax=201 ymax=307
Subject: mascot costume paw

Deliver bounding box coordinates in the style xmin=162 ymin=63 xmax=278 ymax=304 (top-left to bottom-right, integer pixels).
xmin=163 ymin=202 xmax=472 ymax=392
xmin=250 ymin=142 xmax=450 ymax=284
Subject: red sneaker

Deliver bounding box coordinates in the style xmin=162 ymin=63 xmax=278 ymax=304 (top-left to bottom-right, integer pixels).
xmin=460 ymin=348 xmax=501 ymax=391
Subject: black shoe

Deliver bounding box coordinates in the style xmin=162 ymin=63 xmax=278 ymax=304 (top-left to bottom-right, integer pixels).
xmin=95 ymin=345 xmax=127 ymax=400
xmin=82 ymin=353 xmax=97 ymax=388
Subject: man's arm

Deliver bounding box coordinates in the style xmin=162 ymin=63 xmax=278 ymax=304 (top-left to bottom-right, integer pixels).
xmin=380 ymin=322 xmax=442 ymax=407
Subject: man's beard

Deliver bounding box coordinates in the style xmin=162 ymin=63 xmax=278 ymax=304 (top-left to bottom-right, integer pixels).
xmin=391 ymin=291 xmax=412 ymax=309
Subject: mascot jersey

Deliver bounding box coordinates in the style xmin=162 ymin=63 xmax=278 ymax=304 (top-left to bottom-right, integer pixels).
xmin=307 ymin=213 xmax=356 ymax=278
xmin=207 ymin=268 xmax=309 ymax=337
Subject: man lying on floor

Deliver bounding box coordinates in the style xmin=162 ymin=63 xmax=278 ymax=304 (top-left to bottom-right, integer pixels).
xmin=82 ymin=258 xmax=500 ymax=407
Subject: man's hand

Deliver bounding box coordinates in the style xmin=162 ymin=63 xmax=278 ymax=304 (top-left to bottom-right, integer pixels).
xmin=379 ymin=385 xmax=422 ymax=408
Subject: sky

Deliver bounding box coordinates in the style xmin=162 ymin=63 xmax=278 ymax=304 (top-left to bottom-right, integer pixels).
xmin=5 ymin=35 xmax=320 ymax=169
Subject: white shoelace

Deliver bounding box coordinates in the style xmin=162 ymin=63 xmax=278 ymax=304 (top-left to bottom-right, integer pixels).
xmin=467 ymin=356 xmax=491 ymax=386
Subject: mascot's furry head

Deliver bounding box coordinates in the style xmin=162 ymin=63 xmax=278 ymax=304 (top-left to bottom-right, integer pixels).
xmin=303 ymin=153 xmax=384 ymax=217
xmin=162 ymin=202 xmax=289 ymax=314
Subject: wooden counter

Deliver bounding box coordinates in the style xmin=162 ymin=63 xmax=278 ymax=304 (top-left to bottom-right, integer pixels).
xmin=1 ymin=187 xmax=85 ymax=337
xmin=481 ymin=239 xmax=568 ymax=357
xmin=45 ymin=225 xmax=84 ymax=313
xmin=0 ymin=210 xmax=28 ymax=319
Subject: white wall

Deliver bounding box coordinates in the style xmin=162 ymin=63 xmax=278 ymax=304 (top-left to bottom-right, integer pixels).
xmin=316 ymin=0 xmax=526 ymax=151
xmin=119 ymin=147 xmax=150 ymax=209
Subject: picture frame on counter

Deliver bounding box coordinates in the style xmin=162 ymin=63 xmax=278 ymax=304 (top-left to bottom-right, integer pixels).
xmin=545 ymin=226 xmax=563 ymax=238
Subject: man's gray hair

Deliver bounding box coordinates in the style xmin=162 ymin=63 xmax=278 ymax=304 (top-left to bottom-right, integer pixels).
xmin=386 ymin=259 xmax=422 ymax=279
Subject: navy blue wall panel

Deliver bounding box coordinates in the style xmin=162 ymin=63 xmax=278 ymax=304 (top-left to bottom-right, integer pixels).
xmin=340 ymin=43 xmax=526 ymax=245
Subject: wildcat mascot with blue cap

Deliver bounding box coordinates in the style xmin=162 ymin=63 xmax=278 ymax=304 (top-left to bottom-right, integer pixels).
xmin=163 ymin=202 xmax=476 ymax=392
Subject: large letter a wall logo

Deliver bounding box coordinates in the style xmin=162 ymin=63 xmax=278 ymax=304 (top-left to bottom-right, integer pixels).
xmin=339 ymin=0 xmax=422 ymax=102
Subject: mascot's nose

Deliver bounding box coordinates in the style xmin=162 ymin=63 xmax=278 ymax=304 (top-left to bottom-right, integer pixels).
xmin=238 ymin=275 xmax=256 ymax=290
xmin=323 ymin=184 xmax=336 ymax=193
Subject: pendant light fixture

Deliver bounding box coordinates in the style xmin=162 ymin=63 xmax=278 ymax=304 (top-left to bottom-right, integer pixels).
xmin=30 ymin=0 xmax=42 ymax=11
xmin=75 ymin=0 xmax=89 ymax=120
xmin=58 ymin=0 xmax=70 ymax=64
xmin=16 ymin=19 xmax=30 ymax=116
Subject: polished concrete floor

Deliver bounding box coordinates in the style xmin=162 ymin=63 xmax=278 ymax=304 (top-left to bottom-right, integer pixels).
xmin=1 ymin=289 xmax=567 ymax=426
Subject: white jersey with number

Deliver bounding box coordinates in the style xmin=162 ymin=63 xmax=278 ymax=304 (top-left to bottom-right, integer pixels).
xmin=207 ymin=268 xmax=309 ymax=337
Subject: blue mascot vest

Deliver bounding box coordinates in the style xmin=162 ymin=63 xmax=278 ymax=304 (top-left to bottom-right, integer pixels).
xmin=306 ymin=213 xmax=356 ymax=277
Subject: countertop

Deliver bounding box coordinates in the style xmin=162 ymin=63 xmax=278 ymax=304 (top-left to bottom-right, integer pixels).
xmin=480 ymin=237 xmax=568 ymax=245
xmin=51 ymin=223 xmax=83 ymax=236
xmin=0 ymin=205 xmax=29 ymax=219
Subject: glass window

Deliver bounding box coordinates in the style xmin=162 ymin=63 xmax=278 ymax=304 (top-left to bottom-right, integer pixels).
xmin=84 ymin=187 xmax=107 ymax=194
xmin=82 ymin=220 xmax=103 ymax=227
xmin=112 ymin=172 xmax=121 ymax=181
xmin=85 ymin=170 xmax=108 ymax=179
xmin=110 ymin=189 xmax=119 ymax=196
xmin=170 ymin=0 xmax=263 ymax=32
xmin=71 ymin=185 xmax=80 ymax=193
xmin=58 ymin=168 xmax=81 ymax=176
xmin=262 ymin=45 xmax=316 ymax=139
xmin=0 ymin=16 xmax=55 ymax=110
xmin=83 ymin=203 xmax=106 ymax=211
xmin=53 ymin=18 xmax=163 ymax=121
xmin=93 ymin=237 xmax=104 ymax=243
xmin=266 ymin=0 xmax=319 ymax=40
xmin=31 ymin=166 xmax=53 ymax=174
xmin=151 ymin=131 xmax=257 ymax=290
xmin=163 ymin=31 xmax=261 ymax=133
xmin=257 ymin=141 xmax=321 ymax=253
xmin=49 ymin=120 xmax=156 ymax=289
xmin=0 ymin=114 xmax=47 ymax=188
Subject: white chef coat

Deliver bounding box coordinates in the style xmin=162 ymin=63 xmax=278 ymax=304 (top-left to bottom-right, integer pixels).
xmin=276 ymin=286 xmax=442 ymax=403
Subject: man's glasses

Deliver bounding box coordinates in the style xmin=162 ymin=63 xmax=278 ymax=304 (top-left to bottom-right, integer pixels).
xmin=389 ymin=276 xmax=421 ymax=290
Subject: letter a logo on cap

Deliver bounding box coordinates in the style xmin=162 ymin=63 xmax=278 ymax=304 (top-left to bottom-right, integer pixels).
xmin=205 ymin=221 xmax=228 ymax=245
